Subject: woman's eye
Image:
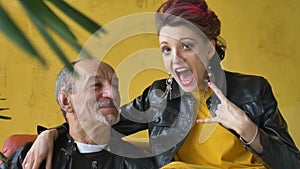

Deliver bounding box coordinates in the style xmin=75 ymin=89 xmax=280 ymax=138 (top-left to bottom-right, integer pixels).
xmin=161 ymin=46 xmax=171 ymax=54
xmin=182 ymin=43 xmax=192 ymax=49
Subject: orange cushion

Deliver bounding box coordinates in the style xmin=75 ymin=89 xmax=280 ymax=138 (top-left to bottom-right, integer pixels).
xmin=1 ymin=134 xmax=37 ymax=160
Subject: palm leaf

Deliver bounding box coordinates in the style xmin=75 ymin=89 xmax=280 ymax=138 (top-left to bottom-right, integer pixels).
xmin=1 ymin=0 xmax=104 ymax=70
xmin=48 ymin=0 xmax=105 ymax=34
xmin=0 ymin=115 xmax=11 ymax=120
xmin=0 ymin=152 xmax=8 ymax=165
xmin=0 ymin=6 xmax=46 ymax=66
xmin=19 ymin=0 xmax=75 ymax=70
xmin=37 ymin=21 xmax=74 ymax=72
xmin=19 ymin=0 xmax=78 ymax=47
xmin=21 ymin=1 xmax=74 ymax=71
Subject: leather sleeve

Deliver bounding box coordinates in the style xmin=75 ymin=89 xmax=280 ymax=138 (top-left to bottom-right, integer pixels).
xmin=37 ymin=123 xmax=69 ymax=142
xmin=55 ymin=123 xmax=69 ymax=136
xmin=246 ymin=79 xmax=300 ymax=168
xmin=2 ymin=142 xmax=33 ymax=169
xmin=112 ymin=86 xmax=152 ymax=136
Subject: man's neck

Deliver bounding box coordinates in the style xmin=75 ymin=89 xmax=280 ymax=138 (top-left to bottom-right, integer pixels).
xmin=69 ymin=123 xmax=111 ymax=145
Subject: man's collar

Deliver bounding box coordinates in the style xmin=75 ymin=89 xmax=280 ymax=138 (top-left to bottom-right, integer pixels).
xmin=74 ymin=141 xmax=107 ymax=153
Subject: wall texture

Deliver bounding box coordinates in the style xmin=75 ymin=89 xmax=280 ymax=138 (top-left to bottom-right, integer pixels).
xmin=0 ymin=0 xmax=299 ymax=149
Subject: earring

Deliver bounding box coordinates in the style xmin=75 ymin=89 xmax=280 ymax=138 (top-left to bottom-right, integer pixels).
xmin=204 ymin=61 xmax=213 ymax=96
xmin=162 ymin=72 xmax=173 ymax=100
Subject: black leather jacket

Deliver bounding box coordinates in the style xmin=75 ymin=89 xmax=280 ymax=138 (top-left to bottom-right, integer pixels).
xmin=1 ymin=133 xmax=158 ymax=169
xmin=8 ymin=71 xmax=297 ymax=169
xmin=114 ymin=71 xmax=300 ymax=169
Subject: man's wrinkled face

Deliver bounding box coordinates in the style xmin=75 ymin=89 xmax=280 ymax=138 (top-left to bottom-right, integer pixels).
xmin=71 ymin=59 xmax=120 ymax=128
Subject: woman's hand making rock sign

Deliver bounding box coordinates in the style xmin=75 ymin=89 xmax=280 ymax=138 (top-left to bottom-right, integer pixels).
xmin=196 ymin=82 xmax=263 ymax=152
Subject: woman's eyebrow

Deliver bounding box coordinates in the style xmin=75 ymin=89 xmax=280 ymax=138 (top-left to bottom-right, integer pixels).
xmin=180 ymin=37 xmax=196 ymax=41
xmin=160 ymin=41 xmax=168 ymax=46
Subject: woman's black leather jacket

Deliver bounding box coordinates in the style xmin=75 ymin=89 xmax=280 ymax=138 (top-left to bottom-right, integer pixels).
xmin=114 ymin=71 xmax=300 ymax=169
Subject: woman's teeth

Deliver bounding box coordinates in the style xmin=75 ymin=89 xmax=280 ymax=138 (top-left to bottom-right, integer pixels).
xmin=176 ymin=67 xmax=189 ymax=73
xmin=175 ymin=67 xmax=194 ymax=86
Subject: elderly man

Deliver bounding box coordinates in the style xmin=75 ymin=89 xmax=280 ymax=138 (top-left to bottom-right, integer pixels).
xmin=1 ymin=58 xmax=157 ymax=169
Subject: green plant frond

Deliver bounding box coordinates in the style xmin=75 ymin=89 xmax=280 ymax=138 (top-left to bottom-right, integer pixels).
xmin=36 ymin=20 xmax=74 ymax=72
xmin=0 ymin=6 xmax=46 ymax=66
xmin=19 ymin=0 xmax=77 ymax=45
xmin=19 ymin=0 xmax=93 ymax=60
xmin=1 ymin=0 xmax=103 ymax=69
xmin=19 ymin=0 xmax=77 ymax=71
xmin=0 ymin=108 xmax=9 ymax=111
xmin=0 ymin=152 xmax=8 ymax=165
xmin=0 ymin=115 xmax=11 ymax=120
xmin=0 ymin=106 xmax=11 ymax=120
xmin=48 ymin=0 xmax=105 ymax=34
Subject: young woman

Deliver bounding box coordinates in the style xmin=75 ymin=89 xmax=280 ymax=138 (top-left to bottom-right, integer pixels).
xmin=22 ymin=0 xmax=300 ymax=169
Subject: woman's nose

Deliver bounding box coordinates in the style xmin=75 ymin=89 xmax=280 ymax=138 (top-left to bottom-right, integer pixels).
xmin=172 ymin=48 xmax=184 ymax=63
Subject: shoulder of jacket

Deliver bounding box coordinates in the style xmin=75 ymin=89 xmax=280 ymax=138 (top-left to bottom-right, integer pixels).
xmin=151 ymin=78 xmax=168 ymax=88
xmin=225 ymin=71 xmax=267 ymax=84
xmin=225 ymin=71 xmax=270 ymax=104
xmin=225 ymin=71 xmax=269 ymax=91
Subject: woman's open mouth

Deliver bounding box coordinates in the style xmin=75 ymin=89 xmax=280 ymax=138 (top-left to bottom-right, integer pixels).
xmin=175 ymin=67 xmax=194 ymax=86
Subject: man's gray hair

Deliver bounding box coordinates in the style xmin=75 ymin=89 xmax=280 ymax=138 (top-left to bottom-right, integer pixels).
xmin=55 ymin=60 xmax=81 ymax=119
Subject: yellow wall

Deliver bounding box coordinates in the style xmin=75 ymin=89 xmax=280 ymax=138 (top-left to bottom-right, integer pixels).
xmin=0 ymin=0 xmax=299 ymax=150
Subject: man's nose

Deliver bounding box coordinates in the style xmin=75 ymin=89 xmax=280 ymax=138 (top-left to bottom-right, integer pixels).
xmin=101 ymin=84 xmax=113 ymax=98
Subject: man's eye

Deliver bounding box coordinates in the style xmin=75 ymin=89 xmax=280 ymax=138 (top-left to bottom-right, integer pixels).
xmin=94 ymin=83 xmax=103 ymax=88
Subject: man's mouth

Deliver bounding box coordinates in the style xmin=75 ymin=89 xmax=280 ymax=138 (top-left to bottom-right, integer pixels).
xmin=96 ymin=99 xmax=116 ymax=109
xmin=175 ymin=67 xmax=194 ymax=86
xmin=95 ymin=99 xmax=119 ymax=119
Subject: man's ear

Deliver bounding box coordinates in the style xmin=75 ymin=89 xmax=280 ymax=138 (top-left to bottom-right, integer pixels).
xmin=208 ymin=40 xmax=216 ymax=59
xmin=58 ymin=91 xmax=73 ymax=113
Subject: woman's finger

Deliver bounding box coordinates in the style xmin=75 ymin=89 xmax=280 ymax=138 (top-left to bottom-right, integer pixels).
xmin=208 ymin=82 xmax=227 ymax=103
xmin=196 ymin=117 xmax=219 ymax=124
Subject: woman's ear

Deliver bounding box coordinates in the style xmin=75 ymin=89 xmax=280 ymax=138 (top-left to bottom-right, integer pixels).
xmin=58 ymin=91 xmax=73 ymax=113
xmin=208 ymin=40 xmax=216 ymax=59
